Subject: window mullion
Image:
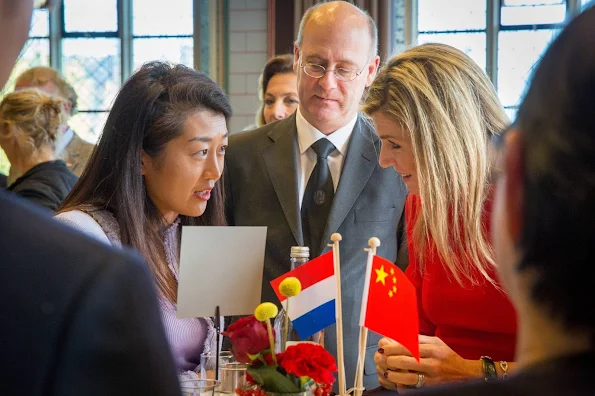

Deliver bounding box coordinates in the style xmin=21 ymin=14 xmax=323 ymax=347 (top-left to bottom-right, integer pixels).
xmin=120 ymin=0 xmax=133 ymax=82
xmin=49 ymin=1 xmax=63 ymax=71
xmin=486 ymin=0 xmax=500 ymax=90
xmin=566 ymin=0 xmax=582 ymax=19
xmin=406 ymin=0 xmax=418 ymax=46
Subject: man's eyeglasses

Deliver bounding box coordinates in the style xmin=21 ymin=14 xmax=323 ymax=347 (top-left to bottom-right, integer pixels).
xmin=299 ymin=58 xmax=368 ymax=82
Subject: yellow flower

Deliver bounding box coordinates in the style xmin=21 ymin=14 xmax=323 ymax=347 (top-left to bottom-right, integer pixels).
xmin=279 ymin=277 xmax=302 ymax=297
xmin=255 ymin=302 xmax=279 ymax=322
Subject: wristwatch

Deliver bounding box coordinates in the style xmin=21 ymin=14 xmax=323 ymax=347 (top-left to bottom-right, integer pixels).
xmin=480 ymin=356 xmax=498 ymax=381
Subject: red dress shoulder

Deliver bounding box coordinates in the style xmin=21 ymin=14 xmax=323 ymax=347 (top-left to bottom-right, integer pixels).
xmin=404 ymin=191 xmax=517 ymax=361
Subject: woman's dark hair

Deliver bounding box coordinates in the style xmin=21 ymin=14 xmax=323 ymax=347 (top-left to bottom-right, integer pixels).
xmin=513 ymin=6 xmax=595 ymax=339
xmin=58 ymin=61 xmax=232 ymax=303
xmin=255 ymin=54 xmax=295 ymax=127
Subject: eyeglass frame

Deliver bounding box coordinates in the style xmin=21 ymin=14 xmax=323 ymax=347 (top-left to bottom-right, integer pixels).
xmin=298 ymin=56 xmax=371 ymax=82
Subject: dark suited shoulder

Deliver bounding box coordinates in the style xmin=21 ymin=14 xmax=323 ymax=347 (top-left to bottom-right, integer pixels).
xmin=225 ymin=115 xmax=298 ymax=226
xmin=228 ymin=116 xmax=294 ymax=157
xmin=0 ymin=191 xmax=180 ymax=396
xmin=51 ymin=248 xmax=181 ymax=396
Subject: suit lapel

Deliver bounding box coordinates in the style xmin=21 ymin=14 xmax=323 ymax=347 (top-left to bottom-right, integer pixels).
xmin=263 ymin=115 xmax=304 ymax=246
xmin=319 ymin=116 xmax=378 ymax=253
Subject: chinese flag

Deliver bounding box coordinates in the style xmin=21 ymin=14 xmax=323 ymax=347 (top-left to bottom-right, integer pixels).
xmin=359 ymin=255 xmax=420 ymax=361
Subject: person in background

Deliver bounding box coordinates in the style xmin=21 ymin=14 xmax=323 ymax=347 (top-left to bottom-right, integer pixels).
xmin=0 ymin=89 xmax=77 ymax=211
xmin=362 ymin=43 xmax=516 ymax=391
xmin=225 ymin=1 xmax=406 ymax=390
xmin=257 ymin=54 xmax=299 ymax=126
xmin=414 ymin=5 xmax=595 ymax=396
xmin=0 ymin=1 xmax=181 ymax=395
xmin=242 ymin=54 xmax=298 ymax=131
xmin=56 ymin=61 xmax=231 ymax=373
xmin=11 ymin=66 xmax=95 ymax=180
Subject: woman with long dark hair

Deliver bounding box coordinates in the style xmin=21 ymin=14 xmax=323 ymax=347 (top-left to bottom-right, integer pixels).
xmin=56 ymin=61 xmax=232 ymax=372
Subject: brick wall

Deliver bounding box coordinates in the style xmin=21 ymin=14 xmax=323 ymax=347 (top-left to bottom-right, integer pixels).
xmin=228 ymin=0 xmax=269 ymax=134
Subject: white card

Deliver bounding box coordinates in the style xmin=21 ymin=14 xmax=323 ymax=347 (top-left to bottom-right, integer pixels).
xmin=177 ymin=226 xmax=267 ymax=318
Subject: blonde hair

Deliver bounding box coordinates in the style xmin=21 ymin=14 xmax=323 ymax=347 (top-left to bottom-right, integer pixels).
xmin=0 ymin=89 xmax=64 ymax=153
xmin=362 ymin=43 xmax=509 ymax=285
xmin=15 ymin=67 xmax=78 ymax=115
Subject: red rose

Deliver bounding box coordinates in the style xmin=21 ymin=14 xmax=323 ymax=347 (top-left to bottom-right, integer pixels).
xmin=279 ymin=343 xmax=337 ymax=385
xmin=222 ymin=316 xmax=272 ymax=363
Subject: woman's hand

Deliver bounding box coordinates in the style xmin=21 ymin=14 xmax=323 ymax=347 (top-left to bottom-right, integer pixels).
xmin=375 ymin=336 xmax=483 ymax=392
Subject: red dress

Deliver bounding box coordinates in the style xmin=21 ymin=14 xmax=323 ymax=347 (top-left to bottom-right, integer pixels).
xmin=405 ymin=193 xmax=517 ymax=362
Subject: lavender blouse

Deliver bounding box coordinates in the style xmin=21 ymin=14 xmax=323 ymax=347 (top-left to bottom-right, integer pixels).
xmin=55 ymin=208 xmax=216 ymax=372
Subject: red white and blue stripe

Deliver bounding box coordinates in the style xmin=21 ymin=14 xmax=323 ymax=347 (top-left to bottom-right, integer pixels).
xmin=270 ymin=251 xmax=336 ymax=339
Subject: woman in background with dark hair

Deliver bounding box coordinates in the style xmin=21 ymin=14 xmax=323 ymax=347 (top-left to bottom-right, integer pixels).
xmin=56 ymin=61 xmax=232 ymax=373
xmin=245 ymin=54 xmax=298 ymax=130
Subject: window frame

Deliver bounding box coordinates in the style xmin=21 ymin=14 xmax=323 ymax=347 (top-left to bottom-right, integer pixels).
xmin=409 ymin=0 xmax=585 ymax=114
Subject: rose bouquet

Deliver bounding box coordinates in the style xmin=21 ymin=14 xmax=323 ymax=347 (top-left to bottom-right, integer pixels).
xmin=223 ymin=302 xmax=337 ymax=396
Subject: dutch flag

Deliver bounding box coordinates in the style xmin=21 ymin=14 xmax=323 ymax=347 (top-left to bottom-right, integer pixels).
xmin=270 ymin=251 xmax=337 ymax=339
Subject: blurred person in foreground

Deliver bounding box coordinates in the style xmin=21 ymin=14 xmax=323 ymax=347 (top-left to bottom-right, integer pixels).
xmin=413 ymin=4 xmax=595 ymax=396
xmin=0 ymin=1 xmax=181 ymax=395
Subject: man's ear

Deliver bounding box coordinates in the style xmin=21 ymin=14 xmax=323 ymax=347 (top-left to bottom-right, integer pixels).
xmin=62 ymin=100 xmax=73 ymax=116
xmin=503 ymin=128 xmax=524 ymax=242
xmin=365 ymin=56 xmax=380 ymax=87
xmin=293 ymin=44 xmax=300 ymax=74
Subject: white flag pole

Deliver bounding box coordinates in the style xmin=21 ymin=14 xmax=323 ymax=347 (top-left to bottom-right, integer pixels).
xmin=354 ymin=237 xmax=380 ymax=396
xmin=330 ymin=233 xmax=346 ymax=396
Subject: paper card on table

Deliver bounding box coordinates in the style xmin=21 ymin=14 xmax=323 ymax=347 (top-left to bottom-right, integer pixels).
xmin=177 ymin=226 xmax=267 ymax=318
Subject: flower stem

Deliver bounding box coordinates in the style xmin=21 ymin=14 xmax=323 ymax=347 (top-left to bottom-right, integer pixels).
xmin=283 ymin=300 xmax=289 ymax=352
xmin=265 ymin=319 xmax=277 ymax=365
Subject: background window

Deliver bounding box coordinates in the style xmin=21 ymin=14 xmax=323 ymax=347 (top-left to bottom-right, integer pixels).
xmin=62 ymin=38 xmax=121 ymax=141
xmin=417 ymin=0 xmax=569 ymax=120
xmin=417 ymin=0 xmax=487 ymax=71
xmin=132 ymin=0 xmax=194 ymax=71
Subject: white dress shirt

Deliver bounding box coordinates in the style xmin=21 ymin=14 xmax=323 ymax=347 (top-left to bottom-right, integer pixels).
xmin=296 ymin=109 xmax=357 ymax=209
xmin=55 ymin=127 xmax=74 ymax=156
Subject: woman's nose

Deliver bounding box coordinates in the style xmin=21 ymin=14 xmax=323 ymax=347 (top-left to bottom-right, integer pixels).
xmin=378 ymin=143 xmax=395 ymax=169
xmin=273 ymin=101 xmax=287 ymax=120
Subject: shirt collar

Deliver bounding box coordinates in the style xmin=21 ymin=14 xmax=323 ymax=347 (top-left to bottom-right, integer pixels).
xmin=55 ymin=127 xmax=74 ymax=155
xmin=296 ymin=109 xmax=357 ymax=156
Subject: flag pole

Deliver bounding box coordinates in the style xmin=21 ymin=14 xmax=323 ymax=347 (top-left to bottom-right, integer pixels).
xmin=354 ymin=237 xmax=380 ymax=396
xmin=330 ymin=233 xmax=346 ymax=396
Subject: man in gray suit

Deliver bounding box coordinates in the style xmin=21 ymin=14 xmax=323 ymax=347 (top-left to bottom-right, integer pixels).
xmin=225 ymin=1 xmax=407 ymax=390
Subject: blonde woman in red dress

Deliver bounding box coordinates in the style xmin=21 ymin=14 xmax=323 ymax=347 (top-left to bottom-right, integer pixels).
xmin=362 ymin=43 xmax=517 ymax=392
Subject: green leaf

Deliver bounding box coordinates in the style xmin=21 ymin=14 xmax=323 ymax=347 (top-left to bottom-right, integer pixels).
xmin=247 ymin=366 xmax=301 ymax=393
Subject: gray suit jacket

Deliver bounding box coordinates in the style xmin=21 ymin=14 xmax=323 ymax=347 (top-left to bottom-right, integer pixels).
xmin=225 ymin=114 xmax=407 ymax=390
xmin=59 ymin=131 xmax=95 ymax=177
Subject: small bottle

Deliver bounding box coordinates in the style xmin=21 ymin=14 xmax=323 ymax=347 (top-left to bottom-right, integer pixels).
xmin=274 ymin=246 xmax=309 ymax=352
xmin=289 ymin=246 xmax=310 ymax=269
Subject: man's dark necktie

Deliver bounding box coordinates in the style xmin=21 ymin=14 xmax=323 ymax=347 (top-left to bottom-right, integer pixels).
xmin=301 ymin=138 xmax=336 ymax=256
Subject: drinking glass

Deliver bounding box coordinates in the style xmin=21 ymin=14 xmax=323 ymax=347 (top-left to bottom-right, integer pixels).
xmin=179 ymin=379 xmax=219 ymax=396
xmin=199 ymin=351 xmax=234 ymax=380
